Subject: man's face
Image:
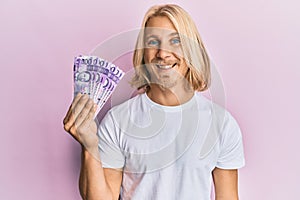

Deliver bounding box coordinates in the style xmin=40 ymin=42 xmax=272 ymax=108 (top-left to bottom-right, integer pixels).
xmin=143 ymin=16 xmax=188 ymax=89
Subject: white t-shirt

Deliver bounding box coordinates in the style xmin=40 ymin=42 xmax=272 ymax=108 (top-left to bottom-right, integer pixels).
xmin=98 ymin=92 xmax=245 ymax=200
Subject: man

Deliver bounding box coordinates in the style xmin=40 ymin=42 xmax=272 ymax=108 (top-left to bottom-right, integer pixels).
xmin=63 ymin=4 xmax=245 ymax=200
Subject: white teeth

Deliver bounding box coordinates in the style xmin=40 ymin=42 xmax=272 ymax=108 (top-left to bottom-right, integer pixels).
xmin=156 ymin=63 xmax=177 ymax=69
xmin=157 ymin=65 xmax=172 ymax=69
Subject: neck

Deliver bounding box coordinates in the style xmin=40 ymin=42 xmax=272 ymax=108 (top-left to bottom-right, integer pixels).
xmin=146 ymin=83 xmax=194 ymax=106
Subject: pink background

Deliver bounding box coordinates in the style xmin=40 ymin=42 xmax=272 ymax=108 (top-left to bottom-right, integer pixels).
xmin=1 ymin=0 xmax=299 ymax=199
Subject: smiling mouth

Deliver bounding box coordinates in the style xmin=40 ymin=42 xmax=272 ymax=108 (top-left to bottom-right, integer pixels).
xmin=155 ymin=63 xmax=177 ymax=70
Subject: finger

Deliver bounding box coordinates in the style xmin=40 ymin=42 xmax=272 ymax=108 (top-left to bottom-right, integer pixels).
xmin=68 ymin=124 xmax=80 ymax=142
xmin=74 ymin=98 xmax=94 ymax=128
xmin=71 ymin=104 xmax=97 ymax=142
xmin=80 ymin=104 xmax=98 ymax=128
xmin=64 ymin=94 xmax=90 ymax=131
xmin=63 ymin=93 xmax=83 ymax=124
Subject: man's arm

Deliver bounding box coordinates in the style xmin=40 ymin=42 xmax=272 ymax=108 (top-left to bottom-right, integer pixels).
xmin=212 ymin=167 xmax=239 ymax=200
xmin=63 ymin=94 xmax=123 ymax=200
xmin=79 ymin=148 xmax=123 ymax=200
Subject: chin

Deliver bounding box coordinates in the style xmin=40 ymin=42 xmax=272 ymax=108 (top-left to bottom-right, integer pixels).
xmin=158 ymin=79 xmax=177 ymax=89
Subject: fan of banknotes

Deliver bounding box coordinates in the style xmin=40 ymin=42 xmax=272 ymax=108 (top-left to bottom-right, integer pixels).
xmin=73 ymin=55 xmax=125 ymax=115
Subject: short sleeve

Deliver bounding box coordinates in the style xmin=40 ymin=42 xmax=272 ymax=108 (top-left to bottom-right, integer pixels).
xmin=216 ymin=112 xmax=246 ymax=169
xmin=97 ymin=111 xmax=125 ymax=169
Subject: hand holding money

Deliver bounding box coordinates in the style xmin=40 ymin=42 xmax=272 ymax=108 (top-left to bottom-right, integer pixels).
xmin=64 ymin=55 xmax=124 ymax=154
xmin=63 ymin=93 xmax=99 ymax=151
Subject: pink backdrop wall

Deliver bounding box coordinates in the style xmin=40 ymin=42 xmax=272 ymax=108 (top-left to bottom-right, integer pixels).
xmin=1 ymin=0 xmax=299 ymax=199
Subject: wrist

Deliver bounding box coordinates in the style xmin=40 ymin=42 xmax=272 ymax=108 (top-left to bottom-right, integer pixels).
xmin=82 ymin=145 xmax=100 ymax=162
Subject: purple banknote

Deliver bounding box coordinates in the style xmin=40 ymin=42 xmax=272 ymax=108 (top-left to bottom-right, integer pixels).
xmin=73 ymin=55 xmax=125 ymax=115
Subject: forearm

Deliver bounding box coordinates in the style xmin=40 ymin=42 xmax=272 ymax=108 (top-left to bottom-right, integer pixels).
xmin=214 ymin=193 xmax=239 ymax=200
xmin=214 ymin=190 xmax=239 ymax=200
xmin=79 ymin=147 xmax=112 ymax=200
xmin=215 ymin=197 xmax=238 ymax=200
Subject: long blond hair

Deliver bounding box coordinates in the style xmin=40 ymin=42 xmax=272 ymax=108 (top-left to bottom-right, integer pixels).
xmin=131 ymin=4 xmax=211 ymax=91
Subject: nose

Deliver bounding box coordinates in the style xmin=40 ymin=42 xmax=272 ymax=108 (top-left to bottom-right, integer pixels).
xmin=156 ymin=44 xmax=172 ymax=60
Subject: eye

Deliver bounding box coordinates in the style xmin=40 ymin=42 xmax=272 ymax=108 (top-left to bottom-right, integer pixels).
xmin=170 ymin=37 xmax=181 ymax=45
xmin=146 ymin=39 xmax=160 ymax=47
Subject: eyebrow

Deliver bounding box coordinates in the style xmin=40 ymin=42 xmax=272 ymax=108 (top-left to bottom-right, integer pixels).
xmin=145 ymin=32 xmax=180 ymax=40
xmin=145 ymin=35 xmax=159 ymax=40
xmin=169 ymin=32 xmax=179 ymax=37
